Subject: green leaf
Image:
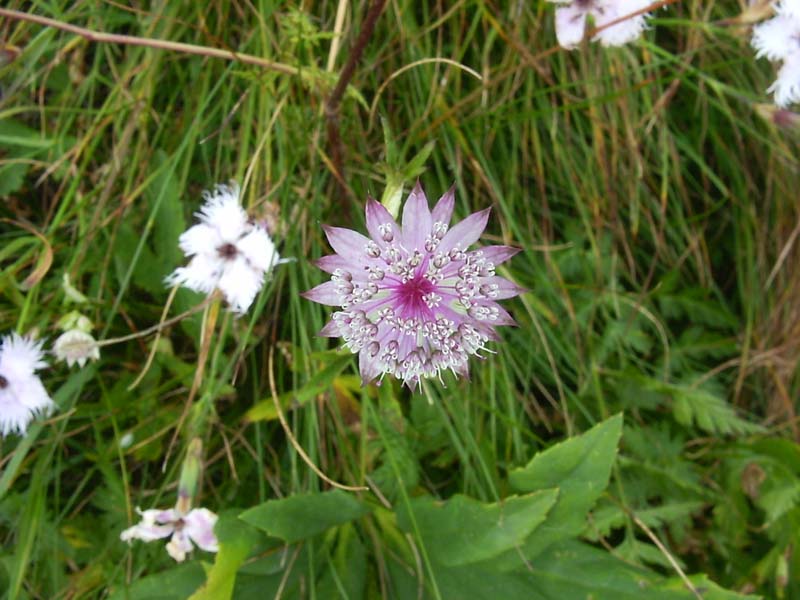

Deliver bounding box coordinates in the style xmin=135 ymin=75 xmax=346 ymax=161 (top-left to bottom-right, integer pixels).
xmin=188 ymin=511 xmax=263 ymax=600
xmin=239 ymin=490 xmax=371 ymax=543
xmin=425 ymin=541 xmax=701 ymax=600
xmin=316 ymin=523 xmax=368 ymax=599
xmin=396 ymin=490 xmax=558 ymax=566
xmin=667 ymin=384 xmax=763 ymax=436
xmin=499 ymin=414 xmax=623 ymax=564
xmin=107 ymin=563 xmax=206 ymax=600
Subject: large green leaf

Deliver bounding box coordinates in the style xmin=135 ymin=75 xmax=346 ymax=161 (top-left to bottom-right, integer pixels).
xmin=427 ymin=541 xmax=757 ymax=600
xmin=239 ymin=490 xmax=371 ymax=544
xmin=494 ymin=414 xmax=623 ymax=565
xmin=396 ymin=490 xmax=558 ymax=566
xmin=107 ymin=563 xmax=206 ymax=600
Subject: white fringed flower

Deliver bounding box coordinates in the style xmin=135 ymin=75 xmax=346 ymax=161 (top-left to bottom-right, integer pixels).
xmin=548 ymin=0 xmax=652 ymax=49
xmin=0 ymin=334 xmax=54 ymax=437
xmin=752 ymin=2 xmax=800 ymax=106
xmin=120 ymin=506 xmax=219 ymax=562
xmin=166 ymin=183 xmax=280 ymax=313
xmin=53 ymin=329 xmax=99 ymax=367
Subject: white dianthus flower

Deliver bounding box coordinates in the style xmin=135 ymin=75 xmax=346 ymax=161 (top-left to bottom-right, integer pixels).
xmin=548 ymin=0 xmax=652 ymax=49
xmin=120 ymin=506 xmax=219 ymax=562
xmin=0 ymin=334 xmax=55 ymax=437
xmin=166 ymin=183 xmax=280 ymax=313
xmin=53 ymin=329 xmax=100 ymax=367
xmin=752 ymin=2 xmax=800 ymax=106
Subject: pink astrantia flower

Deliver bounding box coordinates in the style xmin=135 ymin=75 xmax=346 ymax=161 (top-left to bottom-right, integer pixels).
xmin=120 ymin=506 xmax=219 ymax=562
xmin=548 ymin=0 xmax=653 ymax=49
xmin=302 ymin=184 xmax=523 ymax=387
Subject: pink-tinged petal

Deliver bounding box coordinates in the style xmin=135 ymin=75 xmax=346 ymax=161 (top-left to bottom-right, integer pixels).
xmin=475 ymin=245 xmax=521 ymax=266
xmin=359 ymin=349 xmax=382 ymax=385
xmin=318 ymin=319 xmax=341 ymax=337
xmin=120 ymin=509 xmax=175 ymax=543
xmin=481 ymin=275 xmax=526 ymax=300
xmin=323 ymin=225 xmax=372 ymax=260
xmin=302 ymin=281 xmax=344 ymax=306
xmin=184 ymin=508 xmax=219 ymax=553
xmin=402 ymin=182 xmax=433 ymax=251
xmin=478 ymin=302 xmax=517 ymax=327
xmin=431 ymin=185 xmax=456 ymax=226
xmin=365 ymin=198 xmax=401 ymax=247
xmin=437 ymin=208 xmax=492 ymax=255
xmin=166 ymin=530 xmax=193 ymax=562
xmin=555 ymin=4 xmax=588 ymax=49
xmin=315 ymin=255 xmax=372 ymax=281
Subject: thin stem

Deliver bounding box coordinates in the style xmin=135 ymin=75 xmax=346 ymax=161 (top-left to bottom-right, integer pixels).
xmin=96 ymin=292 xmax=213 ymax=348
xmin=0 ymin=8 xmax=299 ymax=76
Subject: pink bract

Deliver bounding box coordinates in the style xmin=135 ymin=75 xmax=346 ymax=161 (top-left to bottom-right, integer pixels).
xmin=303 ymin=183 xmax=523 ymax=387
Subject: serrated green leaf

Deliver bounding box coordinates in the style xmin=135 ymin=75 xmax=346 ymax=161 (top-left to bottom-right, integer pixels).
xmin=239 ymin=490 xmax=371 ymax=543
xmin=497 ymin=414 xmax=623 ymax=564
xmin=396 ymin=490 xmax=558 ymax=566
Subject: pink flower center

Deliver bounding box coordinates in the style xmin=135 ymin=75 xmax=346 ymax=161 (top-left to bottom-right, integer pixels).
xmin=392 ymin=275 xmax=436 ymax=320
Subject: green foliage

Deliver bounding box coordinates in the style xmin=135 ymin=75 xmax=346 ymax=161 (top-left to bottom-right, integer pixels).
xmin=239 ymin=490 xmax=372 ymax=543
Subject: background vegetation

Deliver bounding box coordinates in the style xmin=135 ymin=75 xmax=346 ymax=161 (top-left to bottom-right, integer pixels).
xmin=1 ymin=1 xmax=798 ymax=598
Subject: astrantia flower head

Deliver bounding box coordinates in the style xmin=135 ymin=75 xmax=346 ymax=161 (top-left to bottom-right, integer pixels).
xmin=752 ymin=1 xmax=800 ymax=106
xmin=166 ymin=183 xmax=280 ymax=313
xmin=303 ymin=184 xmax=523 ymax=388
xmin=120 ymin=506 xmax=219 ymax=562
xmin=548 ymin=0 xmax=652 ymax=49
xmin=0 ymin=334 xmax=55 ymax=436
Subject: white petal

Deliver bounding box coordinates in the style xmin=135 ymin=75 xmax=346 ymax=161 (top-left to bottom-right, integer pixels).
xmin=178 ymin=223 xmax=221 ymax=257
xmin=120 ymin=509 xmax=176 ymax=543
xmin=218 ymin=257 xmax=264 ymax=313
xmin=0 ymin=334 xmax=47 ymax=380
xmin=53 ymin=330 xmax=99 ymax=368
xmin=770 ymin=52 xmax=800 ymax=106
xmin=16 ymin=377 xmax=55 ymax=414
xmin=555 ymin=4 xmax=588 ymax=49
xmin=752 ymin=15 xmax=800 ymax=61
xmin=196 ymin=183 xmax=248 ymax=242
xmin=166 ymin=530 xmax=194 ymax=562
xmin=183 ymin=508 xmax=219 ymax=553
xmin=236 ymin=227 xmax=278 ymax=273
xmin=593 ymin=2 xmax=650 ymax=47
xmin=0 ymin=394 xmax=34 ymax=437
xmin=778 ymin=0 xmax=800 ymax=19
xmin=166 ymin=254 xmax=223 ymax=294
